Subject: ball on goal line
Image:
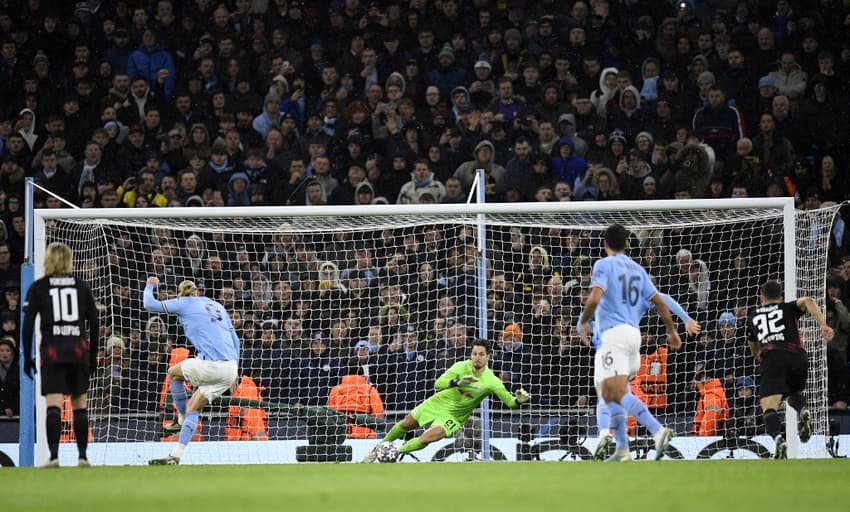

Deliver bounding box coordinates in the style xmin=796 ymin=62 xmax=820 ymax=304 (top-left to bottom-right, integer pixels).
xmin=376 ymin=442 xmax=399 ymax=463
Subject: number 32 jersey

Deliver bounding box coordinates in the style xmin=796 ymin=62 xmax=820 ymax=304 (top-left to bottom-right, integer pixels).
xmin=23 ymin=275 xmax=99 ymax=366
xmin=590 ymin=253 xmax=658 ymax=340
xmin=746 ymin=301 xmax=803 ymax=353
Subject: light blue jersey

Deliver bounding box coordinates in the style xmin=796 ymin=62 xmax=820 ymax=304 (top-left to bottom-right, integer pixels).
xmin=589 ymin=293 xmax=690 ymax=350
xmin=590 ymin=253 xmax=658 ymax=336
xmin=143 ymin=285 xmax=240 ymax=361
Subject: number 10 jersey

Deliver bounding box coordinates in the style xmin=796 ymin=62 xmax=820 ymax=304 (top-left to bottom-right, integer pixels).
xmin=23 ymin=275 xmax=99 ymax=367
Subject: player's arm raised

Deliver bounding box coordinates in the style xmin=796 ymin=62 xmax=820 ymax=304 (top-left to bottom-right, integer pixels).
xmin=143 ymin=277 xmax=185 ymax=314
xmin=796 ymin=296 xmax=834 ymax=342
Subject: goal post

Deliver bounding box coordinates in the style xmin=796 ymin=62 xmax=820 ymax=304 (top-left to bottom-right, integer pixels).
xmin=23 ymin=197 xmax=839 ymax=465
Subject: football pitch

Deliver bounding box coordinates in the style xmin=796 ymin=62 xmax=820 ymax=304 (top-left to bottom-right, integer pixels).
xmin=5 ymin=459 xmax=848 ymax=512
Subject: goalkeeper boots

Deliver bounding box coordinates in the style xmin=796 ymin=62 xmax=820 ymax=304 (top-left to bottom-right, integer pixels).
xmin=653 ymin=427 xmax=673 ymax=461
xmin=774 ymin=435 xmax=788 ymax=460
xmin=40 ymin=459 xmax=60 ymax=468
xmin=361 ymin=445 xmax=379 ymax=463
xmin=798 ymin=408 xmax=812 ymax=443
xmin=594 ymin=430 xmax=613 ymax=461
xmin=78 ymin=458 xmax=92 ymax=468
xmin=604 ymin=449 xmax=631 ymax=462
xmin=149 ymin=455 xmax=180 ymax=465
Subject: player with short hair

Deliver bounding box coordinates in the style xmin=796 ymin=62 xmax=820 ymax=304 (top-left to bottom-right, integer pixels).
xmin=579 ymin=224 xmax=681 ymax=462
xmin=362 ymin=338 xmax=530 ymax=462
xmin=593 ymin=292 xmax=701 ymax=460
xmin=144 ymin=277 xmax=240 ymax=465
xmin=746 ymin=280 xmax=833 ymax=459
xmin=22 ymin=242 xmax=99 ymax=468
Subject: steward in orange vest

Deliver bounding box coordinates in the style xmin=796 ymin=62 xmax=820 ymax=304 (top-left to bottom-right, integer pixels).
xmin=636 ymin=347 xmax=668 ymax=410
xmin=60 ymin=394 xmax=93 ymax=442
xmin=692 ymin=367 xmax=729 ymax=436
xmin=327 ymin=371 xmax=384 ymax=439
xmin=225 ymin=375 xmax=269 ymax=440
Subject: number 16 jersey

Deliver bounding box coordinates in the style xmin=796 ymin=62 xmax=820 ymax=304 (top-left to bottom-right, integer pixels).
xmin=590 ymin=253 xmax=658 ymax=347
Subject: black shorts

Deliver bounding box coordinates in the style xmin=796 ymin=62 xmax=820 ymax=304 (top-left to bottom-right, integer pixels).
xmin=759 ymin=349 xmax=808 ymax=398
xmin=41 ymin=363 xmax=90 ymax=396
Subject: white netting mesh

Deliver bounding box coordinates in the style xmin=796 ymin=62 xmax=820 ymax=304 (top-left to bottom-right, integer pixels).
xmin=36 ymin=202 xmax=838 ymax=462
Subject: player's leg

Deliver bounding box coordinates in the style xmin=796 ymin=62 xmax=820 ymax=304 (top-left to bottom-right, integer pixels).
xmin=362 ymin=413 xmax=420 ymax=462
xmin=758 ymin=351 xmax=789 ymax=458
xmin=786 ymin=352 xmax=811 ymax=443
xmin=43 ymin=393 xmax=63 ymax=467
xmin=384 ymin=413 xmax=420 ymax=443
xmin=41 ymin=365 xmax=67 ymax=467
xmin=163 ymin=363 xmax=189 ymax=432
xmin=601 ymin=374 xmax=631 ymax=461
xmin=167 ymin=391 xmax=209 ymax=460
xmin=594 ymin=397 xmax=613 ymax=461
xmin=399 ymin=416 xmax=460 ymax=455
xmin=760 ymin=393 xmax=786 ymax=458
xmin=69 ymin=363 xmax=92 ymax=466
xmin=597 ymin=326 xmax=639 ymax=461
xmin=150 ymin=360 xmax=234 ymax=465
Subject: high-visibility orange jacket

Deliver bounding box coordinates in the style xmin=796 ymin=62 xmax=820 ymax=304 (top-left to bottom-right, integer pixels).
xmin=636 ymin=347 xmax=668 ymax=410
xmin=327 ymin=374 xmax=384 ymax=439
xmin=225 ymin=375 xmax=269 ymax=441
xmin=693 ymin=378 xmax=729 ymax=436
xmin=60 ymin=395 xmax=93 ymax=442
xmin=159 ymin=347 xmax=203 ymax=442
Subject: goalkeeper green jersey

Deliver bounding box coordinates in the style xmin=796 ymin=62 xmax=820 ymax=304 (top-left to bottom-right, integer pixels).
xmin=423 ymin=360 xmax=518 ymax=424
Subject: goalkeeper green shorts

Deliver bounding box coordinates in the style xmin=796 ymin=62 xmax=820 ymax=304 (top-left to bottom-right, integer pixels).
xmin=411 ymin=402 xmax=463 ymax=436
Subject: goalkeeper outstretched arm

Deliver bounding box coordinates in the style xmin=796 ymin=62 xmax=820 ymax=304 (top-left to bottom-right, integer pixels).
xmin=491 ymin=378 xmax=531 ymax=409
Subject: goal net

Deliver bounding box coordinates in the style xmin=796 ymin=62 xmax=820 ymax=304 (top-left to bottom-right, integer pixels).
xmin=30 ymin=199 xmax=838 ymax=464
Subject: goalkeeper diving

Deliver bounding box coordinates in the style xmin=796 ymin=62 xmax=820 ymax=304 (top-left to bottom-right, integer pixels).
xmin=362 ymin=338 xmax=531 ymax=462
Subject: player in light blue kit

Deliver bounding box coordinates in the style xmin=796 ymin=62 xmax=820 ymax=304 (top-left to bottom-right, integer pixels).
xmin=591 ymin=293 xmax=701 ymax=460
xmin=578 ymin=225 xmax=681 ymax=462
xmin=143 ymin=277 xmax=240 ymax=465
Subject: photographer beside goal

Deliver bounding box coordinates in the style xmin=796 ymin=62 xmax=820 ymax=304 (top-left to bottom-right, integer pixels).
xmin=143 ymin=277 xmax=240 ymax=465
xmin=362 ymin=338 xmax=530 ymax=462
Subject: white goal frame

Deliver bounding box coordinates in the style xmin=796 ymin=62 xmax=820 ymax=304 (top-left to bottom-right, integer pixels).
xmin=25 ymin=197 xmax=835 ymax=465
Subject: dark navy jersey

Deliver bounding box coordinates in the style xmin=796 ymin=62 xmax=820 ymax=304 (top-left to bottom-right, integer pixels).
xmin=23 ymin=275 xmax=99 ymax=367
xmin=746 ymin=301 xmax=803 ymax=353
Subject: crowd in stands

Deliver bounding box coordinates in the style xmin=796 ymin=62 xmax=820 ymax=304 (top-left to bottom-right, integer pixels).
xmin=1 ymin=0 xmax=850 ymax=436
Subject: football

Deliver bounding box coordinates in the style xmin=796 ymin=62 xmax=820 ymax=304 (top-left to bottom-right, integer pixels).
xmin=375 ymin=442 xmax=399 ymax=463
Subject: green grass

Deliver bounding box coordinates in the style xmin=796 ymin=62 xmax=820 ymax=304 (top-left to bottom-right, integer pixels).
xmin=5 ymin=460 xmax=849 ymax=512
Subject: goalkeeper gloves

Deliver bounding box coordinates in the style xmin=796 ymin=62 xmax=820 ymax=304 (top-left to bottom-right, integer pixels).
xmin=515 ymin=388 xmax=531 ymax=404
xmin=452 ymin=375 xmax=478 ymax=387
